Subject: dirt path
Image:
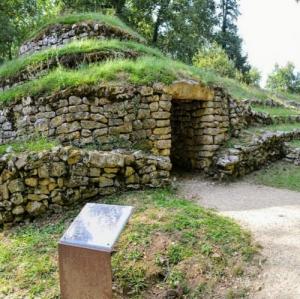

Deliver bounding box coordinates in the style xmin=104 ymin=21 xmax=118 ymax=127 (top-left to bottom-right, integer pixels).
xmin=176 ymin=174 xmax=300 ymax=299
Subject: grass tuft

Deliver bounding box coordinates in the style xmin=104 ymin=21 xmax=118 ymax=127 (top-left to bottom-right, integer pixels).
xmin=0 ymin=138 xmax=58 ymax=155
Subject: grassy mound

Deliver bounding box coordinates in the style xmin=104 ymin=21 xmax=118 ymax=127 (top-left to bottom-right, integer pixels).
xmin=0 ymin=189 xmax=260 ymax=298
xmin=0 ymin=40 xmax=164 ymax=82
xmin=26 ymin=12 xmax=144 ymax=42
xmin=0 ymin=54 xmax=283 ymax=103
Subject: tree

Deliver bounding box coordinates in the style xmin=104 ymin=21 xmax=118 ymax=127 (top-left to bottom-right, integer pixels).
xmin=266 ymin=62 xmax=300 ymax=93
xmin=0 ymin=0 xmax=60 ymax=62
xmin=126 ymin=0 xmax=217 ymax=63
xmin=241 ymin=67 xmax=261 ymax=86
xmin=215 ymin=0 xmax=250 ymax=74
xmin=193 ymin=42 xmax=236 ymax=78
xmin=60 ymin=0 xmax=126 ymax=15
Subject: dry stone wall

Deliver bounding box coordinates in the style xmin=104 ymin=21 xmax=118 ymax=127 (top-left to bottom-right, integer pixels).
xmin=214 ymin=130 xmax=300 ymax=179
xmin=0 ymin=146 xmax=171 ymax=226
xmin=0 ymin=85 xmax=172 ymax=157
xmin=19 ymin=21 xmax=142 ymax=56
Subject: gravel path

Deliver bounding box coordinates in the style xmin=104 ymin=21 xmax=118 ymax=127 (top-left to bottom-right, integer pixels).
xmin=177 ymin=174 xmax=300 ymax=299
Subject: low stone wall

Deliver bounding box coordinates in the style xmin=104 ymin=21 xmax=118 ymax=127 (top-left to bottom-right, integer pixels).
xmin=0 ymin=84 xmax=172 ymax=157
xmin=214 ymin=130 xmax=300 ymax=179
xmin=19 ymin=21 xmax=142 ymax=56
xmin=0 ymin=146 xmax=171 ymax=226
xmin=171 ymin=89 xmax=229 ymax=171
xmin=285 ymin=146 xmax=300 ymax=165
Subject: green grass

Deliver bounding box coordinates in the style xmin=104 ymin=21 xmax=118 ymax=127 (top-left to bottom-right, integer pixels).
xmin=0 ymin=57 xmax=186 ymax=102
xmin=251 ymin=105 xmax=300 ymax=117
xmin=0 ymin=138 xmax=58 ymax=155
xmin=0 ymin=55 xmax=282 ymax=104
xmin=0 ymin=39 xmax=164 ymax=81
xmin=288 ymin=140 xmax=300 ymax=148
xmin=249 ymin=161 xmax=300 ymax=192
xmin=252 ymin=123 xmax=300 ymax=132
xmin=0 ymin=189 xmax=260 ymax=299
xmin=26 ymin=12 xmax=144 ymax=41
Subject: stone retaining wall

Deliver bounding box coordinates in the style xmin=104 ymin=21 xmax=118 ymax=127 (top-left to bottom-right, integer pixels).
xmin=0 ymin=84 xmax=172 ymax=157
xmin=19 ymin=21 xmax=142 ymax=56
xmin=214 ymin=130 xmax=300 ymax=179
xmin=0 ymin=146 xmax=171 ymax=226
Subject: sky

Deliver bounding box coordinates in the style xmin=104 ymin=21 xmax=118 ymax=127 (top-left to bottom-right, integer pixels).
xmin=238 ymin=0 xmax=300 ymax=86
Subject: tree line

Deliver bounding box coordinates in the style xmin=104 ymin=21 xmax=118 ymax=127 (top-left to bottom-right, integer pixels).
xmin=0 ymin=0 xmax=299 ymax=93
xmin=0 ymin=0 xmax=248 ymax=70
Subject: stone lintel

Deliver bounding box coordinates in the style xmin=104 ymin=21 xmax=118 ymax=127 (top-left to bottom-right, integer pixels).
xmin=166 ymin=80 xmax=214 ymax=101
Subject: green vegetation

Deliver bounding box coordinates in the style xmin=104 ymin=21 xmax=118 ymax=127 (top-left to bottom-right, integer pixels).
xmin=0 ymin=39 xmax=163 ymax=81
xmin=0 ymin=54 xmax=287 ymax=104
xmin=266 ymin=62 xmax=300 ymax=94
xmin=0 ymin=138 xmax=58 ymax=155
xmin=27 ymin=12 xmax=144 ymax=41
xmin=0 ymin=189 xmax=259 ymax=298
xmin=249 ymin=161 xmax=300 ymax=192
xmin=251 ymin=105 xmax=300 ymax=117
xmin=288 ymin=140 xmax=300 ymax=147
xmin=193 ymin=42 xmax=237 ymax=79
xmin=252 ymin=123 xmax=300 ymax=132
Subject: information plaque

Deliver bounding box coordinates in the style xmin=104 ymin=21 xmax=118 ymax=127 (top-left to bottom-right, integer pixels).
xmin=58 ymin=203 xmax=133 ymax=299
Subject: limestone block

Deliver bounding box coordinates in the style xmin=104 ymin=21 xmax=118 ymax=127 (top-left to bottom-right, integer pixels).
xmin=159 ymin=101 xmax=172 ymax=111
xmin=25 ymin=177 xmax=38 ymax=187
xmin=12 ymin=206 xmax=25 ymax=215
xmin=156 ymin=140 xmax=171 ymax=149
xmin=150 ymin=102 xmax=159 ymax=112
xmin=99 ymin=176 xmax=114 ymax=187
xmin=153 ymin=127 xmax=171 ymax=135
xmin=69 ymin=96 xmax=82 ymax=105
xmin=152 ymin=112 xmax=171 ymax=119
xmin=50 ymin=162 xmax=67 ymax=177
xmin=8 ymin=179 xmax=25 ymax=193
xmin=26 ymin=201 xmax=45 ymax=215
xmin=50 ymin=115 xmax=65 ymax=128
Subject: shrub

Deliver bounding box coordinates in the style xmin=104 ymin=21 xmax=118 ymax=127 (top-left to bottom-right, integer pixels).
xmin=193 ymin=43 xmax=237 ymax=79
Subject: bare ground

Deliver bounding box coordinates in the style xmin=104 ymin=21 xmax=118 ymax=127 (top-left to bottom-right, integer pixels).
xmin=176 ymin=173 xmax=300 ymax=299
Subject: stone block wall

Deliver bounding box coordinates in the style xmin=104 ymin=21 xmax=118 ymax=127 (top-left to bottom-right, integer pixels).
xmin=0 ymin=146 xmax=171 ymax=226
xmin=171 ymin=89 xmax=229 ymax=171
xmin=0 ymin=85 xmax=172 ymax=157
xmin=214 ymin=130 xmax=300 ymax=179
xmin=19 ymin=21 xmax=142 ymax=56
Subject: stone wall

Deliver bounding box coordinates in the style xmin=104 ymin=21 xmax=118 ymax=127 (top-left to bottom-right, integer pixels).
xmin=171 ymin=89 xmax=229 ymax=171
xmin=0 ymin=84 xmax=172 ymax=157
xmin=0 ymin=146 xmax=171 ymax=226
xmin=285 ymin=146 xmax=300 ymax=165
xmin=214 ymin=130 xmax=300 ymax=179
xmin=19 ymin=21 xmax=142 ymax=56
